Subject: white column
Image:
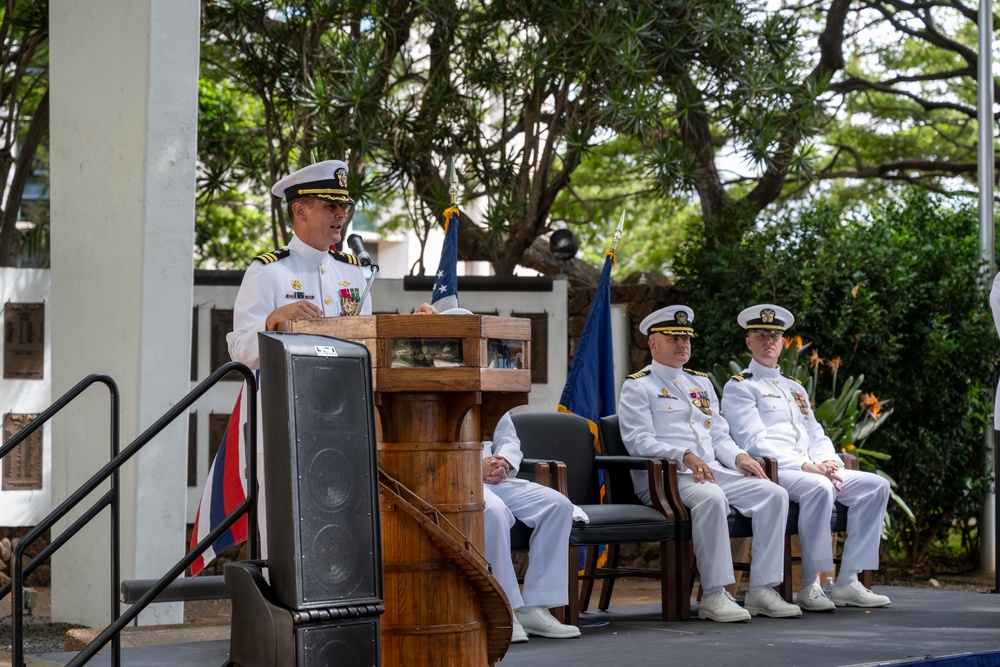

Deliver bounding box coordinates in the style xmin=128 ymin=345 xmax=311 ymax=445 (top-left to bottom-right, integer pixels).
xmin=49 ymin=0 xmax=199 ymax=626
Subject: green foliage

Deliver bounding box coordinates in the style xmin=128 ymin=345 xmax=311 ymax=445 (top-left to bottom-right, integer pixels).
xmin=679 ymin=188 xmax=995 ymax=563
xmin=548 ymin=135 xmax=696 ymax=279
xmin=194 ymin=192 xmax=272 ymax=269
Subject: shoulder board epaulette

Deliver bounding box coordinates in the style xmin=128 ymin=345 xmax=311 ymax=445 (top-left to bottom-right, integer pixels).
xmin=781 ymin=373 xmax=803 ymax=385
xmin=329 ymin=249 xmax=360 ymax=266
xmin=683 ymin=368 xmax=709 ymax=377
xmin=626 ymin=370 xmax=650 ymax=380
xmin=730 ymin=372 xmax=753 ymax=382
xmin=253 ymin=248 xmax=290 ymax=265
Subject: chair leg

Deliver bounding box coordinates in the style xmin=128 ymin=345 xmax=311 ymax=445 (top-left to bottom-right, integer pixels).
xmin=779 ymin=534 xmax=793 ymax=602
xmin=659 ymin=541 xmax=677 ymax=621
xmin=597 ymin=544 xmax=621 ymax=611
xmin=580 ymin=545 xmax=599 ymax=612
xmin=678 ymin=539 xmax=692 ymax=620
xmin=566 ymin=546 xmax=581 ymax=627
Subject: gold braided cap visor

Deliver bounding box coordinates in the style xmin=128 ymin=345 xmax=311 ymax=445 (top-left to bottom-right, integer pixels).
xmin=648 ymin=325 xmax=696 ymax=337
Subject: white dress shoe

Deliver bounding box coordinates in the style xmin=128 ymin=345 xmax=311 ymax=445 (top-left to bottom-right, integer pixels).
xmin=830 ymin=581 xmax=892 ymax=608
xmin=697 ymin=590 xmax=751 ymax=622
xmin=796 ymin=583 xmax=836 ymax=612
xmin=510 ymin=617 xmax=529 ymax=643
xmin=514 ymin=608 xmax=581 ymax=638
xmin=743 ymin=587 xmax=802 ymax=618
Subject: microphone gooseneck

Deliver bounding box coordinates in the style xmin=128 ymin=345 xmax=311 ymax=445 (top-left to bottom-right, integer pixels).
xmin=347 ymin=233 xmax=373 ymax=267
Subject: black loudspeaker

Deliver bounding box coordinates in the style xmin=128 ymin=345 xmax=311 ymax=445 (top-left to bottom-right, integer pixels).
xmin=258 ymin=332 xmax=383 ymax=611
xmin=295 ymin=618 xmax=380 ymax=666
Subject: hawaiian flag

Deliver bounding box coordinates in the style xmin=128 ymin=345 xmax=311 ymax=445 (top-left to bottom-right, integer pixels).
xmin=189 ymin=387 xmax=249 ymax=577
xmin=431 ymin=207 xmax=460 ymax=312
xmin=557 ymin=249 xmax=617 ymax=442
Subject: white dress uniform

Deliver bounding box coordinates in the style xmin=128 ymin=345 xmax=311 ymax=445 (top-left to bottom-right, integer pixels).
xmin=482 ymin=412 xmax=574 ymax=610
xmin=722 ymin=358 xmax=889 ymax=575
xmin=226 ymin=233 xmax=370 ymax=556
xmin=617 ymin=360 xmax=789 ymax=593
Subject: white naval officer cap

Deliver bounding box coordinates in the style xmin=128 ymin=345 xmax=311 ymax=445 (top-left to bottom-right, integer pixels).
xmin=639 ymin=305 xmax=696 ymax=337
xmin=271 ymin=160 xmax=355 ymax=205
xmin=737 ymin=303 xmax=795 ymax=332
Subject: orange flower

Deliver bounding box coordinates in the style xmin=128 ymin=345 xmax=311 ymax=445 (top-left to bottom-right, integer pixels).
xmin=827 ymin=356 xmax=843 ymax=374
xmin=808 ymin=349 xmax=824 ymax=369
xmin=784 ymin=335 xmax=793 ymax=348
xmin=859 ymin=392 xmax=882 ymax=420
xmin=843 ymin=444 xmax=857 ymax=452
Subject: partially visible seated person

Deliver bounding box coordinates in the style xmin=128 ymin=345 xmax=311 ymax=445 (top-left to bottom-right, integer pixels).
xmin=482 ymin=411 xmax=581 ymax=643
xmin=722 ymin=303 xmax=891 ymax=610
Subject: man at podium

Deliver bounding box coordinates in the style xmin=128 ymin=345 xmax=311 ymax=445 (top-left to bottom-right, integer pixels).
xmin=226 ymin=159 xmax=436 ymax=557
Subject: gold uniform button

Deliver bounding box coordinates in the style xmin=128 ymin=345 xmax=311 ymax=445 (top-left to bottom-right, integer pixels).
xmin=321 ymin=268 xmax=326 ymax=274
xmin=324 ymin=297 xmax=331 ymax=305
xmin=699 ymin=439 xmax=703 ymax=445
xmin=690 ymin=419 xmax=695 ymax=424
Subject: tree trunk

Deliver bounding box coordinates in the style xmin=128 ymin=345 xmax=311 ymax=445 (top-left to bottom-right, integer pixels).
xmin=0 ymin=90 xmax=49 ymax=267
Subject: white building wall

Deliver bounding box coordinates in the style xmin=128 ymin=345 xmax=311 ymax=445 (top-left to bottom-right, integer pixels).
xmin=0 ymin=269 xmax=52 ymax=525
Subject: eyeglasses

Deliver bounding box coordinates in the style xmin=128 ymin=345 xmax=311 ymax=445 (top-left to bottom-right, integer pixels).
xmin=750 ymin=331 xmax=784 ymax=341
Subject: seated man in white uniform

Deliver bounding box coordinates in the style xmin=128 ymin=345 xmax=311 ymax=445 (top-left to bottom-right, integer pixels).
xmin=483 ymin=411 xmax=581 ymax=642
xmin=722 ymin=304 xmax=891 ymax=610
xmin=617 ymin=305 xmax=800 ymax=622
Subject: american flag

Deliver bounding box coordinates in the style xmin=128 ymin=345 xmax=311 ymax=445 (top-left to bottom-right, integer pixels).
xmin=431 ymin=207 xmax=460 ymax=312
xmin=189 ymin=387 xmax=249 ymax=577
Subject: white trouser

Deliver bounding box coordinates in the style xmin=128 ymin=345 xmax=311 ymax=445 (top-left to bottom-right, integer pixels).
xmin=483 ymin=478 xmax=574 ymax=609
xmin=677 ymin=469 xmax=789 ymax=592
xmin=779 ymin=467 xmax=889 ymax=575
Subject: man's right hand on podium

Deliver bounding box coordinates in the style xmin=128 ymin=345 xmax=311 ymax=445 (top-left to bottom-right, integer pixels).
xmin=266 ymin=301 xmax=324 ymax=331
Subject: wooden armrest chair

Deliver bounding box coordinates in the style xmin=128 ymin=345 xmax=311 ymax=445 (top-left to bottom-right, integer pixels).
xmin=598 ymin=414 xmax=774 ymax=612
xmin=510 ymin=412 xmax=691 ymax=625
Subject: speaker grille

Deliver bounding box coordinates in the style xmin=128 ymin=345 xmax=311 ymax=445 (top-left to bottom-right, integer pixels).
xmin=297 ymin=618 xmax=380 ymax=667
xmin=290 ymin=356 xmax=379 ymax=606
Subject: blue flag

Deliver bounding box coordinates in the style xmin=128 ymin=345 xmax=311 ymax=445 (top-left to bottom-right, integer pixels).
xmin=558 ymin=250 xmax=616 ymax=571
xmin=431 ymin=207 xmax=460 ymax=312
xmin=558 ymin=250 xmax=616 ymax=441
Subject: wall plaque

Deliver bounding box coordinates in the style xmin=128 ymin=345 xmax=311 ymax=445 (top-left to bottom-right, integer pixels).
xmin=4 ymin=302 xmax=44 ymax=379
xmin=2 ymin=413 xmax=43 ymax=491
xmin=209 ymin=412 xmax=230 ymax=465
xmin=211 ymin=308 xmax=238 ymax=380
xmin=512 ymin=311 xmax=548 ymax=384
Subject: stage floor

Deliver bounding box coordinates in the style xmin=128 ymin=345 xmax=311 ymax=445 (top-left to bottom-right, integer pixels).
xmin=22 ymin=585 xmax=1000 ymax=666
xmin=499 ymin=586 xmax=1000 ymax=667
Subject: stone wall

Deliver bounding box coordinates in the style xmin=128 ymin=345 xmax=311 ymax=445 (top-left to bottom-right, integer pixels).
xmin=567 ymin=272 xmax=683 ymax=376
xmin=0 ymin=527 xmax=51 ymax=587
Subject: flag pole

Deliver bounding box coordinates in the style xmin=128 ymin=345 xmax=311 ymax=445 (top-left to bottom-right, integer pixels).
xmin=610 ymin=209 xmax=626 ymax=258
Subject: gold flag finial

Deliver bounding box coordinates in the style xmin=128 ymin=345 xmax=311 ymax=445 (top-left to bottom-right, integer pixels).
xmin=611 ymin=209 xmax=626 ymax=252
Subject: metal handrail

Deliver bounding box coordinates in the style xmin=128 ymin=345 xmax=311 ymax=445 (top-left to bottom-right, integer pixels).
xmin=4 ymin=362 xmax=258 ymax=667
xmin=0 ymin=373 xmax=119 ymax=667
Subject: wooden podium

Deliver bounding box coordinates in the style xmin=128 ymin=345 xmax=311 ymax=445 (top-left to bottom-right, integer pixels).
xmin=289 ymin=314 xmax=531 ymax=666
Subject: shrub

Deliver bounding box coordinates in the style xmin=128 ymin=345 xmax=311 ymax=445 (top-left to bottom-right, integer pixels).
xmin=676 ymin=189 xmax=996 ymax=563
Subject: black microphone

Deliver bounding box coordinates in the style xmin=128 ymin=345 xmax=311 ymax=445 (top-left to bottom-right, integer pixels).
xmin=346 ymin=233 xmax=373 ymax=267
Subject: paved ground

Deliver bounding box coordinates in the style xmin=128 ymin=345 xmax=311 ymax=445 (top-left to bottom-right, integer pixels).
xmin=2 ymin=573 xmax=997 ymax=666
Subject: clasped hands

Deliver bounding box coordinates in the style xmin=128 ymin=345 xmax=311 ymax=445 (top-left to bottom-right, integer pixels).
xmin=682 ymin=451 xmax=767 ymax=484
xmin=483 ymin=455 xmax=511 ymax=485
xmin=802 ymin=460 xmax=843 ymax=489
